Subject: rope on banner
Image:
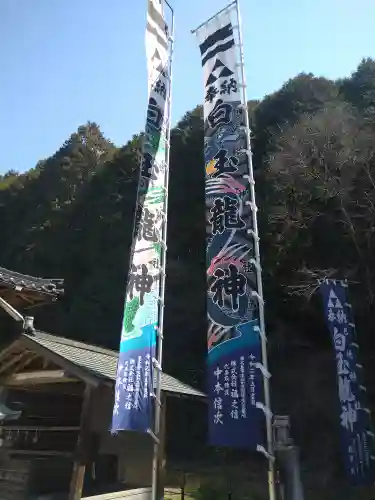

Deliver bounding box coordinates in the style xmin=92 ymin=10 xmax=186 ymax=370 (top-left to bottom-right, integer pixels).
xmin=150 ymin=3 xmax=175 ymax=500
xmin=191 ymin=2 xmax=276 ymax=499
xmin=234 ymin=1 xmax=276 ymax=497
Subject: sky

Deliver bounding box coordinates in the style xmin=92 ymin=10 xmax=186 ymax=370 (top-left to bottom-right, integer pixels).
xmin=1 ymin=0 xmax=374 ymax=174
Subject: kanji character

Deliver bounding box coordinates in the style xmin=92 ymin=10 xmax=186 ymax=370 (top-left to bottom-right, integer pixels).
xmin=207 ymin=99 xmax=233 ymax=129
xmin=333 ymin=327 xmax=346 ymax=352
xmin=128 ymin=264 xmax=153 ymax=305
xmin=213 ymin=411 xmax=224 ymax=425
xmin=213 ymin=397 xmax=223 ymax=410
xmin=241 ymin=260 xmax=253 ymax=273
xmin=341 ymin=402 xmax=358 ymax=432
xmin=137 ymin=208 xmax=159 ymax=242
xmin=210 ymin=264 xmax=247 ymax=311
xmin=337 ymin=352 xmax=350 ymax=375
xmin=209 ymin=196 xmax=245 ymax=235
xmin=339 ymin=375 xmax=355 ymax=403
xmin=336 ymin=308 xmax=348 ymax=324
xmin=214 ymin=381 xmax=224 ymax=394
xmin=209 ymin=149 xmax=238 ymax=177
xmin=213 ymin=366 xmax=223 ymax=379
xmin=115 ymin=389 xmax=121 ymax=403
xmin=154 ymin=79 xmax=166 ymax=99
xmin=147 ymin=97 xmax=162 ymax=131
xmin=205 ymin=85 xmax=219 ymax=103
xmin=141 ymin=152 xmax=158 ymax=181
xmin=328 ymin=308 xmax=336 ymax=322
xmin=230 ymin=409 xmax=239 ymax=419
xmin=220 ymin=78 xmax=238 ymax=95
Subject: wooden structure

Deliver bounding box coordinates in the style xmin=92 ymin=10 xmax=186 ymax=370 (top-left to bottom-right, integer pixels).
xmin=0 ymin=266 xmax=64 ymax=311
xmin=0 ymin=266 xmax=65 ymax=498
xmin=0 ymin=267 xmax=205 ymax=500
xmin=0 ymin=332 xmax=206 ymax=500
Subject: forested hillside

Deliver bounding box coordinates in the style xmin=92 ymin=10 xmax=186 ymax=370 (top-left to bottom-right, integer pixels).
xmin=1 ymin=58 xmax=375 ymax=498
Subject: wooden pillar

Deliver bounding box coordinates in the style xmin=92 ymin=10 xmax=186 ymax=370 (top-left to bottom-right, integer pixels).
xmin=157 ymin=393 xmax=167 ymax=500
xmin=69 ymin=384 xmax=92 ymax=500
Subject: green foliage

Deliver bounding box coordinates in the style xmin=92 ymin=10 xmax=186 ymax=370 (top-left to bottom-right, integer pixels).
xmin=339 ymin=58 xmax=375 ymax=118
xmin=1 ymin=59 xmax=375 ymax=497
xmin=190 ymin=480 xmax=229 ymax=500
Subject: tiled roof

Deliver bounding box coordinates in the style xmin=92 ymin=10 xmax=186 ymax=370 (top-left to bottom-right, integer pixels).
xmin=23 ymin=331 xmax=206 ymax=399
xmin=0 ymin=267 xmax=64 ymax=298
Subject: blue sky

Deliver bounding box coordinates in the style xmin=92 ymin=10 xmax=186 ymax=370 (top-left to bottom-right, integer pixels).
xmin=1 ymin=0 xmax=374 ymax=174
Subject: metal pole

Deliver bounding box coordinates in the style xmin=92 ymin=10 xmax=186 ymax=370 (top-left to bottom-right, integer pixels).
xmin=234 ymin=1 xmax=276 ymax=500
xmin=151 ymin=2 xmax=174 ymax=500
xmin=191 ymin=0 xmax=236 ymax=34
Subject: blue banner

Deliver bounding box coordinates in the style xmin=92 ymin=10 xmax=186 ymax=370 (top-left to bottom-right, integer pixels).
xmin=208 ymin=320 xmax=264 ymax=449
xmin=320 ymin=279 xmax=375 ymax=484
xmin=195 ymin=13 xmax=265 ymax=450
xmin=111 ymin=0 xmax=170 ymax=434
xmin=112 ymin=324 xmax=156 ymax=432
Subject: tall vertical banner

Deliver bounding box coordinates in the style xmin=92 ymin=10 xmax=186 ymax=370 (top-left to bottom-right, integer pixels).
xmin=112 ymin=0 xmax=171 ymax=434
xmin=194 ymin=8 xmax=266 ymax=450
xmin=319 ymin=279 xmax=375 ymax=484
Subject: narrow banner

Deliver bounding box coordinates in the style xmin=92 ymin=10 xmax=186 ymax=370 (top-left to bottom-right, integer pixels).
xmin=195 ymin=11 xmax=265 ymax=449
xmin=319 ymin=279 xmax=375 ymax=484
xmin=112 ymin=0 xmax=170 ymax=434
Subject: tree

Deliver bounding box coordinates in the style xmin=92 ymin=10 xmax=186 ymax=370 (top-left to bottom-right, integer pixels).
xmin=1 ymin=59 xmax=375 ymax=497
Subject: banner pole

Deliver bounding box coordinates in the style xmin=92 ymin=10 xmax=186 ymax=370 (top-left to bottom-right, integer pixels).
xmin=191 ymin=0 xmax=236 ymax=34
xmin=151 ymin=2 xmax=174 ymax=500
xmin=234 ymin=1 xmax=276 ymax=499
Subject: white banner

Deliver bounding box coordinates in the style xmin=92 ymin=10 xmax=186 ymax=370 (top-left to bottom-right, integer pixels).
xmin=146 ymin=0 xmax=169 ymax=93
xmin=195 ymin=12 xmax=240 ymax=119
xmin=112 ymin=0 xmax=171 ymax=434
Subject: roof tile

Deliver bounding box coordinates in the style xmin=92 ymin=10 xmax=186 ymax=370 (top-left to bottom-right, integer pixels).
xmin=0 ymin=267 xmax=64 ymax=297
xmin=24 ymin=331 xmax=206 ymax=399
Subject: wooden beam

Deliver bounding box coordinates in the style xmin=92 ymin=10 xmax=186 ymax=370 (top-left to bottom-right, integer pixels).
xmin=69 ymin=384 xmax=92 ymax=500
xmin=12 ymin=353 xmax=39 ymax=374
xmin=18 ymin=294 xmax=35 ymax=305
xmin=0 ymin=340 xmax=21 ymax=365
xmin=4 ymin=369 xmax=79 ymax=386
xmin=11 ymin=382 xmax=84 ymax=396
xmin=1 ymin=426 xmax=80 ymax=431
xmin=0 ymin=351 xmax=38 ymax=378
xmin=8 ymin=449 xmax=73 ymax=457
xmin=0 ymin=352 xmax=29 ymax=376
xmin=20 ymin=336 xmax=99 ymax=388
